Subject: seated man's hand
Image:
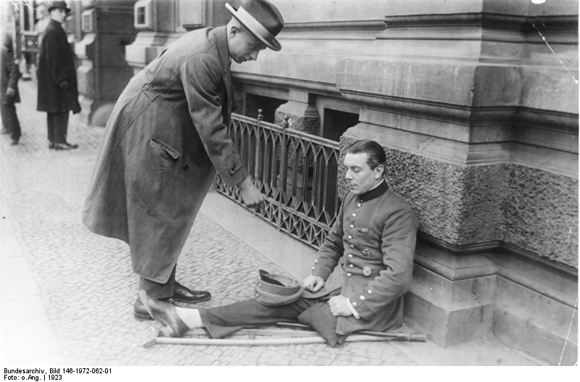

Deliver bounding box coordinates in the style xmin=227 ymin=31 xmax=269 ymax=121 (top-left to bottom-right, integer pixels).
xmin=303 ymin=275 xmax=324 ymax=293
xmin=328 ymin=295 xmax=353 ymax=317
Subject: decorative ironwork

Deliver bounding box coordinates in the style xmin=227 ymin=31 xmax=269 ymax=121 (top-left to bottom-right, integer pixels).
xmin=216 ymin=111 xmax=341 ymax=249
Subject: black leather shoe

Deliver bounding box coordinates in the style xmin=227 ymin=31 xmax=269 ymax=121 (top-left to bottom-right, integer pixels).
xmin=138 ymin=290 xmax=190 ymax=338
xmin=63 ymin=142 xmax=78 ymax=149
xmin=53 ymin=143 xmax=75 ymax=151
xmin=49 ymin=142 xmax=55 ymax=149
xmin=173 ymin=282 xmax=211 ymax=304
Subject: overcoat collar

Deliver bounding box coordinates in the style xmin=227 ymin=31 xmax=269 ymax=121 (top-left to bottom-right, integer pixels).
xmin=208 ymin=26 xmax=237 ymax=114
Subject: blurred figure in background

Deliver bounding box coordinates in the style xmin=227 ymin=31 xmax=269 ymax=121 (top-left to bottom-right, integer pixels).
xmin=0 ymin=32 xmax=22 ymax=145
xmin=34 ymin=2 xmax=52 ymax=65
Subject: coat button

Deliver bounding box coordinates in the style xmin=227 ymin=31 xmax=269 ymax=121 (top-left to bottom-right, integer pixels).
xmin=352 ymin=213 xmax=357 ymax=217
xmin=348 ymin=235 xmax=352 ymax=239
xmin=350 ymin=244 xmax=354 ymax=249
xmin=349 ymin=264 xmax=353 ymax=268
xmin=368 ymin=289 xmax=373 ymax=294
xmin=352 ymin=302 xmax=357 ymax=306
xmin=357 ymin=203 xmax=362 ymax=207
xmin=360 ymin=296 xmax=365 ymax=300
xmin=183 ymin=164 xmax=189 ymax=171
xmin=348 ymin=254 xmax=353 ymax=258
xmin=349 ymin=224 xmax=354 ymax=228
xmin=347 ymin=273 xmax=352 ymax=277
xmin=363 ymin=267 xmax=372 ymax=276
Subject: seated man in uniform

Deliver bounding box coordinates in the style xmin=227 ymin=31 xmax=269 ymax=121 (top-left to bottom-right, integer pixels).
xmin=139 ymin=140 xmax=420 ymax=347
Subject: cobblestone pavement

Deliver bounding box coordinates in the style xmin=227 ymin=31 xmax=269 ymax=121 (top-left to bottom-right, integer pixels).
xmin=0 ymin=80 xmax=425 ymax=367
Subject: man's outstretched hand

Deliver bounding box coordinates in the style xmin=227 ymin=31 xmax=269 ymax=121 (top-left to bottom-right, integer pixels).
xmin=239 ymin=175 xmax=265 ymax=210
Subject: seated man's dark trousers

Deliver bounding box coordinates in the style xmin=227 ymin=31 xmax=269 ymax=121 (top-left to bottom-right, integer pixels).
xmin=198 ymin=289 xmax=348 ymax=347
xmin=47 ymin=111 xmax=69 ymax=145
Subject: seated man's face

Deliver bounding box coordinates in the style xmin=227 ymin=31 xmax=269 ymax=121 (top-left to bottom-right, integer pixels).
xmin=344 ymin=152 xmax=383 ymax=195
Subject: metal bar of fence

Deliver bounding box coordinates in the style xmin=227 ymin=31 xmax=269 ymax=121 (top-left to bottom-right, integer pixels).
xmin=216 ymin=113 xmax=341 ymax=249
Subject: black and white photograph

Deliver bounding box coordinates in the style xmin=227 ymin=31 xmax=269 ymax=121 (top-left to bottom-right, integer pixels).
xmin=0 ymin=0 xmax=577 ymax=374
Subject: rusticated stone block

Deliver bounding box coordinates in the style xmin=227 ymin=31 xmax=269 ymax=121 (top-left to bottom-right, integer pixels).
xmin=503 ymin=165 xmax=578 ymax=268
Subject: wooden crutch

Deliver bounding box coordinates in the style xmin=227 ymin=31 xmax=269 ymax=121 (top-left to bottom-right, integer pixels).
xmin=142 ymin=324 xmax=426 ymax=348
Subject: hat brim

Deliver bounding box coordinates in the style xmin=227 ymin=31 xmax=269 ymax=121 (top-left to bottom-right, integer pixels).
xmin=48 ymin=6 xmax=71 ymax=15
xmin=226 ymin=3 xmax=281 ymax=52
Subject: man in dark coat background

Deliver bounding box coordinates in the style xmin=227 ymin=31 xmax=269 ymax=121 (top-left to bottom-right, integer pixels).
xmin=82 ymin=0 xmax=284 ymax=320
xmin=36 ymin=0 xmax=80 ymax=151
xmin=0 ymin=32 xmax=22 ymax=145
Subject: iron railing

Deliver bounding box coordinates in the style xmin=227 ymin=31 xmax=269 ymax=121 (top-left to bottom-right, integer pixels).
xmin=216 ymin=111 xmax=341 ymax=249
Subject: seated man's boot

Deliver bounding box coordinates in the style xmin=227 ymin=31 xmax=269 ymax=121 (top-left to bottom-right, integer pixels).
xmin=134 ymin=297 xmax=154 ymax=321
xmin=134 ymin=283 xmax=211 ymax=320
xmin=138 ymin=290 xmax=190 ymax=337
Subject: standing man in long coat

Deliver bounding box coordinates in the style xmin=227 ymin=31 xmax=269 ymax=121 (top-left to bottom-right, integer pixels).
xmin=82 ymin=0 xmax=285 ymax=320
xmin=37 ymin=0 xmax=80 ymax=150
xmin=0 ymin=32 xmax=22 ymax=145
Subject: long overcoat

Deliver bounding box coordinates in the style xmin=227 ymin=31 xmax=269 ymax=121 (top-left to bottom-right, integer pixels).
xmin=82 ymin=27 xmax=248 ymax=284
xmin=1 ymin=33 xmax=21 ymax=105
xmin=37 ymin=19 xmax=80 ymax=114
xmin=303 ymin=182 xmax=420 ymax=335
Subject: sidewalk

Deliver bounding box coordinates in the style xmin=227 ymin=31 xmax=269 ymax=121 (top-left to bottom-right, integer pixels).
xmin=0 ymin=80 xmax=546 ymax=367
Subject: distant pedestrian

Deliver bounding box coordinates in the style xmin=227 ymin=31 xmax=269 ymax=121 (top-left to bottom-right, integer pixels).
xmin=0 ymin=32 xmax=22 ymax=145
xmin=36 ymin=0 xmax=80 ymax=150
